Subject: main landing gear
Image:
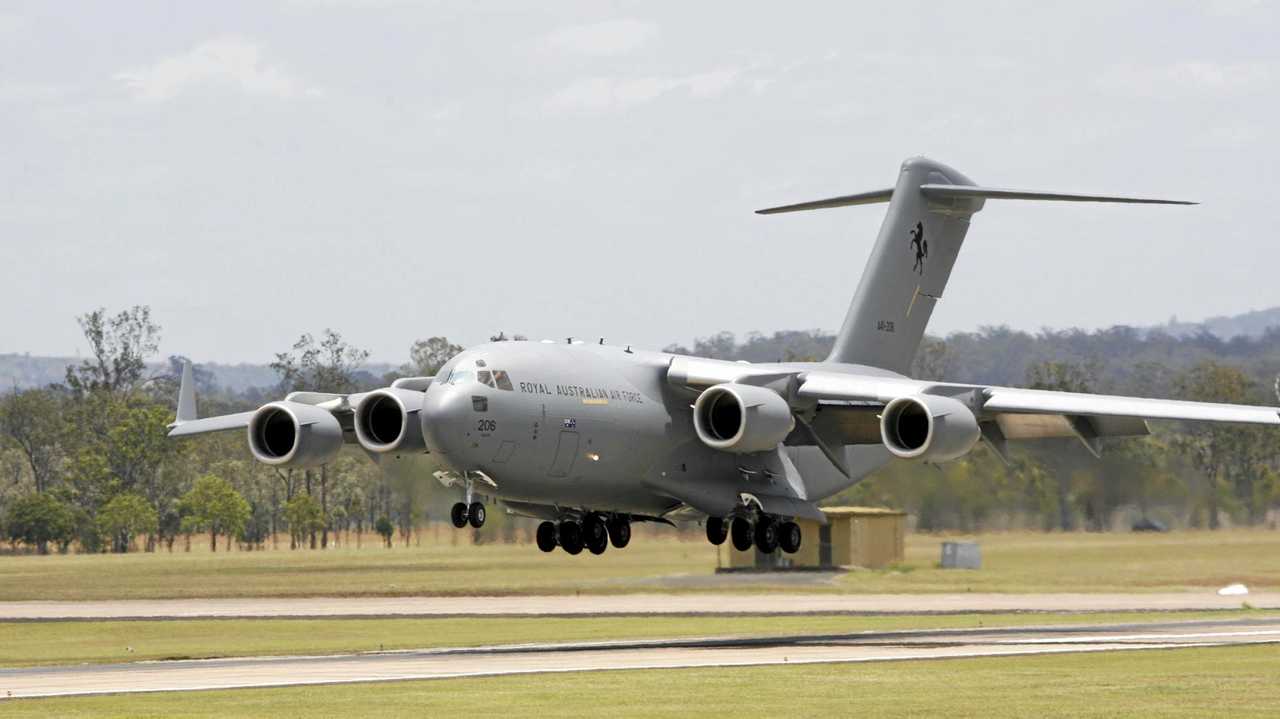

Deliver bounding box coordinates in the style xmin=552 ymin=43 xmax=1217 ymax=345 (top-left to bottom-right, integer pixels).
xmin=706 ymin=513 xmax=801 ymax=555
xmin=537 ymin=514 xmax=631 ymax=555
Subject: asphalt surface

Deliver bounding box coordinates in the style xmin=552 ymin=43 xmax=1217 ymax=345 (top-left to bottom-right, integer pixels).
xmin=1 ymin=592 xmax=1275 ymax=620
xmin=2 ymin=617 xmax=1277 ymax=699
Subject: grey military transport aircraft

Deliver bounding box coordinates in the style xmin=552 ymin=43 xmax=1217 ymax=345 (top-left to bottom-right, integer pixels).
xmin=168 ymin=157 xmax=1280 ymax=557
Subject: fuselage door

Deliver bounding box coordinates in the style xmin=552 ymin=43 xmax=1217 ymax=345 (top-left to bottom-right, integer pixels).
xmin=549 ymin=430 xmax=579 ymax=478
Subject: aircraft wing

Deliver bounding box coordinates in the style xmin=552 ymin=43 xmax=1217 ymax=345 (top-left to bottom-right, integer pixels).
xmin=795 ymin=372 xmax=1280 ymax=426
xmin=168 ymin=411 xmax=257 ymax=438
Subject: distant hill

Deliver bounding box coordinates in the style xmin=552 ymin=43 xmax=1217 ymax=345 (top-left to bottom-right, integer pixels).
xmin=1152 ymin=307 xmax=1280 ymax=340
xmin=5 ymin=306 xmax=1279 ymax=393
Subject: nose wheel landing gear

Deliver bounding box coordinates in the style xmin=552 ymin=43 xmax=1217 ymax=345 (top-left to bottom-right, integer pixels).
xmin=450 ymin=501 xmax=486 ymax=529
xmin=449 ymin=474 xmax=487 ymax=529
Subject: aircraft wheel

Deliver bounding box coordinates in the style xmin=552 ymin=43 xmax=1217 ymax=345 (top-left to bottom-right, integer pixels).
xmin=755 ymin=516 xmax=779 ymax=554
xmin=586 ymin=530 xmax=609 ymax=555
xmin=705 ymin=517 xmax=729 ymax=546
xmin=536 ymin=521 xmax=557 ymax=552
xmin=558 ymin=521 xmax=584 ymax=555
xmin=582 ymin=514 xmax=607 ymax=547
xmin=467 ymin=502 xmax=486 ymax=528
xmin=730 ymin=517 xmax=754 ymax=552
xmin=779 ymin=521 xmax=802 ymax=554
xmin=607 ymin=518 xmax=631 ymax=549
xmin=450 ymin=502 xmax=468 ymax=529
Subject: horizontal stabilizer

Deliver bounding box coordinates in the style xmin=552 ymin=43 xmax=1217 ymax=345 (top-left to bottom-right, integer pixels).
xmin=919 ymin=184 xmax=1196 ymax=205
xmin=755 ymin=188 xmax=894 ymax=214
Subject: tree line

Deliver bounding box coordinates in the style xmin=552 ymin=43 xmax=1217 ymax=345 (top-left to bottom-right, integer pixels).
xmin=4 ymin=313 xmax=1279 ymax=554
xmin=670 ymin=328 xmax=1280 ymax=532
xmin=0 ymin=305 xmax=465 ymax=554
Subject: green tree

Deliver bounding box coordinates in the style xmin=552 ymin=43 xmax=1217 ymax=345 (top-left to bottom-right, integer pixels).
xmin=1174 ymin=362 xmax=1263 ymax=528
xmin=180 ymin=475 xmax=251 ymax=552
xmin=283 ymin=494 xmax=325 ymax=550
xmin=0 ymin=388 xmax=64 ymax=493
xmin=64 ymin=306 xmax=161 ymax=398
xmin=270 ymin=329 xmax=370 ymax=394
xmin=402 ymin=337 xmax=464 ymax=377
xmin=375 ymin=515 xmax=394 ymax=548
xmin=5 ymin=493 xmax=76 ymax=554
xmin=96 ymin=493 xmax=158 ymax=553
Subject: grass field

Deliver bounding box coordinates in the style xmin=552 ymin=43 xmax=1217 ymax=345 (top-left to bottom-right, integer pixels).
xmin=0 ymin=529 xmax=1276 ymax=600
xmin=3 ymin=610 xmax=1272 ymax=668
xmin=2 ymin=644 xmax=1276 ymax=718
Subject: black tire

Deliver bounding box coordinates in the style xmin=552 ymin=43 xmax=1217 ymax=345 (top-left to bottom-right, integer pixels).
xmin=467 ymin=502 xmax=486 ymax=529
xmin=586 ymin=531 xmax=608 ymax=555
xmin=536 ymin=521 xmax=557 ymax=553
xmin=705 ymin=517 xmax=729 ymax=546
xmin=558 ymin=521 xmax=583 ymax=555
xmin=582 ymin=514 xmax=607 ymax=546
xmin=755 ymin=516 xmax=779 ymax=554
xmin=730 ymin=517 xmax=753 ymax=552
xmin=779 ymin=521 xmax=802 ymax=554
xmin=450 ymin=502 xmax=468 ymax=529
xmin=607 ymin=518 xmax=631 ymax=549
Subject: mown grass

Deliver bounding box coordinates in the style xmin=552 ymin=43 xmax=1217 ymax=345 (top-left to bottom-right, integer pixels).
xmin=2 ymin=644 xmax=1276 ymax=718
xmin=3 ymin=610 xmax=1272 ymax=668
xmin=0 ymin=529 xmax=1276 ymax=600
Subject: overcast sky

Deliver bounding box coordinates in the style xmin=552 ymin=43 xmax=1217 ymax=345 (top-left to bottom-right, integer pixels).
xmin=2 ymin=1 xmax=1277 ymax=363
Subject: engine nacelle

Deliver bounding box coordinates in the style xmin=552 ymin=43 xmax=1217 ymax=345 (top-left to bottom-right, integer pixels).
xmin=354 ymin=388 xmax=426 ymax=454
xmin=879 ymin=394 xmax=980 ymax=462
xmin=247 ymin=401 xmax=343 ymax=468
xmin=693 ymin=383 xmax=795 ymax=454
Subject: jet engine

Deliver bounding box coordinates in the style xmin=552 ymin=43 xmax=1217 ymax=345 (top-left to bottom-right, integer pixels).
xmin=879 ymin=394 xmax=980 ymax=462
xmin=693 ymin=383 xmax=795 ymax=454
xmin=247 ymin=401 xmax=343 ymax=467
xmin=354 ymin=388 xmax=427 ymax=454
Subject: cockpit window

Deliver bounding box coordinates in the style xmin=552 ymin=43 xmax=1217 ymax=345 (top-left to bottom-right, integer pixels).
xmin=477 ymin=370 xmax=495 ymax=388
xmin=444 ymin=369 xmax=474 ymax=386
xmin=493 ymin=370 xmax=513 ymax=391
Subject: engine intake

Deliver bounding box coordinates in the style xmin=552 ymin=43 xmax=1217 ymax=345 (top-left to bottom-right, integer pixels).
xmin=879 ymin=394 xmax=980 ymax=462
xmin=247 ymin=401 xmax=343 ymax=467
xmin=693 ymin=383 xmax=795 ymax=454
xmin=354 ymin=388 xmax=426 ymax=453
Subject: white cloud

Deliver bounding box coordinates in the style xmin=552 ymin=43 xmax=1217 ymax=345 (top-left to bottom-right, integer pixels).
xmin=546 ymin=69 xmax=740 ymax=113
xmin=541 ymin=18 xmax=658 ymax=56
xmin=114 ymin=37 xmax=321 ymax=102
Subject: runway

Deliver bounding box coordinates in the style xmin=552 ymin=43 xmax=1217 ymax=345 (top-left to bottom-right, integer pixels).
xmin=1 ymin=617 xmax=1277 ymax=699
xmin=2 ymin=592 xmax=1276 ymax=621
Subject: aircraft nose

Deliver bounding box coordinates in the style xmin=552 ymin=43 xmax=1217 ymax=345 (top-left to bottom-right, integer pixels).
xmin=421 ymin=385 xmax=469 ymax=457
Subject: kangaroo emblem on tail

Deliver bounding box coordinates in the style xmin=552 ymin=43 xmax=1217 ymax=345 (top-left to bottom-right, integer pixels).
xmin=909 ymin=221 xmax=928 ymax=275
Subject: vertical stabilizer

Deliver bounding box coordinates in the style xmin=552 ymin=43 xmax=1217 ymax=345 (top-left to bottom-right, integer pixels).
xmin=826 ymin=157 xmax=981 ymax=372
xmin=756 ymin=157 xmax=1193 ymax=374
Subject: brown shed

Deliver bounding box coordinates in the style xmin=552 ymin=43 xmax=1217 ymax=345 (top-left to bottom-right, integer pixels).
xmin=716 ymin=506 xmax=906 ymax=571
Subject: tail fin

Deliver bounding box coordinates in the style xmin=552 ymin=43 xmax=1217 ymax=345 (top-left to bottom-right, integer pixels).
xmin=757 ymin=156 xmax=1193 ymax=373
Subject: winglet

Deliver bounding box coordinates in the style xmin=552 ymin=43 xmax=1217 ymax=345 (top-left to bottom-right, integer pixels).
xmin=174 ymin=361 xmax=197 ymax=426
